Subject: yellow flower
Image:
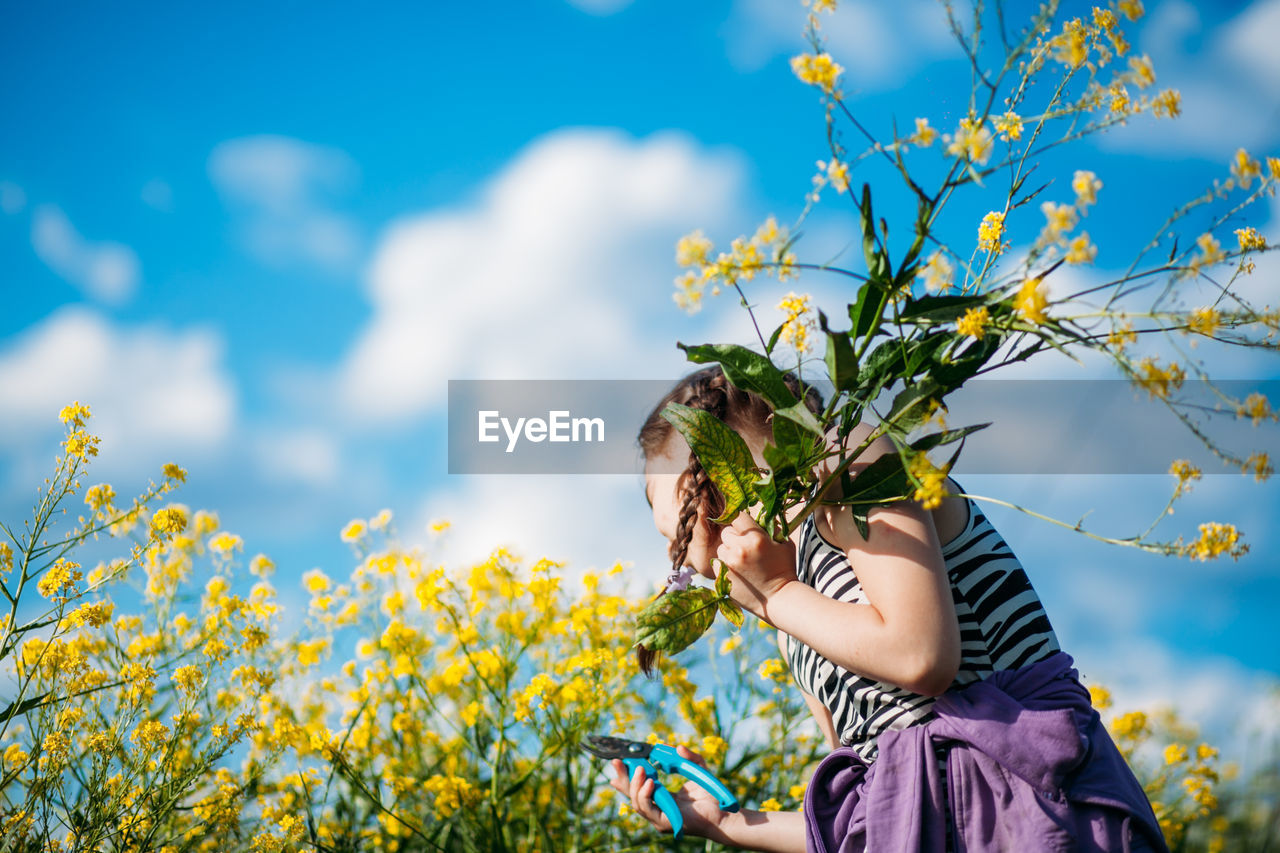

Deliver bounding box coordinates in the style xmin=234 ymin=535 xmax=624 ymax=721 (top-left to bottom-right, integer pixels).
xmin=162 ymin=462 xmax=187 ymax=482
xmin=1111 ymin=710 xmax=1148 ymax=739
xmin=208 ymin=532 xmax=243 ymax=557
xmin=1234 ymin=227 xmax=1265 ymax=252
xmin=172 ymin=665 xmax=204 ymax=696
xmin=63 ymin=430 xmax=101 ymax=460
xmin=790 ymin=53 xmax=844 ymax=95
xmin=977 ymin=211 xmax=1006 ymax=253
xmin=1170 ymin=459 xmax=1202 ymax=497
xmin=1135 ymin=357 xmax=1185 ymax=399
xmin=1152 ymin=88 xmax=1182 ymax=118
xmin=84 ymin=483 xmax=115 ymax=512
xmin=821 ymin=158 xmax=850 ymax=193
xmin=1184 ymin=522 xmax=1246 ymax=561
xmin=908 ymin=452 xmax=949 ymax=510
xmin=1230 ymin=148 xmax=1262 ymax=189
xmin=131 ymin=720 xmax=171 ymax=753
xmin=151 ymin=506 xmax=188 ymax=538
xmin=249 ymin=553 xmax=275 ymax=577
xmin=759 ymin=798 xmax=784 ymax=811
xmin=1052 ymin=18 xmax=1089 ymax=68
xmin=777 ymin=292 xmax=815 ymax=354
xmin=1072 ymin=170 xmax=1103 ymax=211
xmin=1165 ymin=743 xmax=1189 ymax=765
xmin=1108 ymin=82 xmax=1131 ymax=115
xmin=1128 ymin=54 xmax=1155 ymax=88
xmin=955 ymin=306 xmax=991 ymax=340
xmin=4 ymin=743 xmax=30 ymax=767
xmin=38 ymin=559 xmax=82 ymax=600
xmin=995 ymin=111 xmax=1024 ymax=141
xmin=917 ymin=251 xmax=954 ymax=293
xmin=1186 ymin=307 xmax=1220 ymax=338
xmin=1014 ymin=277 xmax=1049 ymax=324
xmin=1039 ymin=201 xmax=1078 ymax=244
xmin=1065 ymin=233 xmax=1097 ymax=264
xmin=340 ymin=520 xmax=367 ymax=543
xmin=59 ymin=401 xmax=92 ymax=427
xmin=428 ymin=518 xmax=451 ymax=535
xmin=946 ymin=118 xmax=994 ymax=165
xmin=66 ymin=600 xmax=114 ymax=628
xmin=1118 ymin=0 xmax=1145 ymax=21
xmin=676 ymin=229 xmax=713 ymax=268
xmin=912 ymin=117 xmax=938 ymax=147
xmin=1243 ymin=451 xmax=1273 ymax=482
xmin=1088 ymin=684 xmax=1112 ymax=711
xmin=1191 ymin=233 xmax=1226 ymax=271
xmin=303 ymin=569 xmax=331 ymax=594
xmin=1237 ymin=392 xmax=1274 ymax=425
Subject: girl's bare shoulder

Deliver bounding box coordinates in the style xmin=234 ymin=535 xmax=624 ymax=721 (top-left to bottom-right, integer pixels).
xmin=812 ymin=420 xmax=897 ymax=487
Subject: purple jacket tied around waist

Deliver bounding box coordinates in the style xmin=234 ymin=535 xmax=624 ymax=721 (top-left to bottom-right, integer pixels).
xmin=803 ymin=652 xmax=1168 ymax=853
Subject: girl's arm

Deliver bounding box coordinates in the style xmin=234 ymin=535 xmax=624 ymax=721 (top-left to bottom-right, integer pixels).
xmin=720 ymin=432 xmax=962 ymax=697
xmin=778 ymin=629 xmax=839 ymax=748
xmin=613 ymin=752 xmax=808 ymax=852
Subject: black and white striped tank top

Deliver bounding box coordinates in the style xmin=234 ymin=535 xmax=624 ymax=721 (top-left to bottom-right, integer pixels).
xmin=785 ymin=491 xmax=1061 ymax=762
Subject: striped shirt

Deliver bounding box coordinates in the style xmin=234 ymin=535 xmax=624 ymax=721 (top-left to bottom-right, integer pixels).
xmin=785 ymin=490 xmax=1061 ymax=762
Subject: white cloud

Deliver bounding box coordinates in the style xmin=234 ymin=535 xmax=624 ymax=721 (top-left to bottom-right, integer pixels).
xmin=1074 ymin=640 xmax=1280 ymax=777
xmin=722 ymin=0 xmax=953 ymax=87
xmin=0 ymin=181 xmax=26 ymax=215
xmin=414 ymin=474 xmax=665 ymax=600
xmin=564 ymin=0 xmax=632 ymax=14
xmin=251 ymin=427 xmax=341 ymax=487
xmin=0 ymin=307 xmax=236 ymax=475
xmin=1102 ymin=0 xmax=1280 ymax=156
xmin=336 ymin=127 xmax=745 ymax=425
xmin=30 ymin=204 xmax=140 ymax=305
xmin=208 ymin=135 xmax=363 ymax=274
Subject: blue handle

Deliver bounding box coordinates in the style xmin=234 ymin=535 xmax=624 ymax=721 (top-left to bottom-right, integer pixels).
xmin=623 ymin=758 xmax=684 ymax=839
xmin=649 ymin=744 xmax=740 ymax=812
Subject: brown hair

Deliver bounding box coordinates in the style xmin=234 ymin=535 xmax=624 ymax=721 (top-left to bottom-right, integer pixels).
xmin=634 ymin=364 xmax=824 ymax=675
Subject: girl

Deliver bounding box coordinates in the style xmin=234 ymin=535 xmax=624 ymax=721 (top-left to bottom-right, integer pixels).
xmin=608 ymin=364 xmax=1166 ymax=852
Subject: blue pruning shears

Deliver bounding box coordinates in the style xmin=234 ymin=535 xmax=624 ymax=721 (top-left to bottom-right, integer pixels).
xmin=580 ymin=734 xmax=740 ymax=840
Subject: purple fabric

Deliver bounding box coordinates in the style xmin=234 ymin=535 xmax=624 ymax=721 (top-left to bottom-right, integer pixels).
xmin=803 ymin=652 xmax=1169 ymax=853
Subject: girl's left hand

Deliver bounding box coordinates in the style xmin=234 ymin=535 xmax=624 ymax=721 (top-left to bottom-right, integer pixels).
xmin=715 ymin=512 xmax=796 ymax=622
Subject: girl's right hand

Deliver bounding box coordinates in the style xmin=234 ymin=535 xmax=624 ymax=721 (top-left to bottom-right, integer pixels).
xmin=608 ymin=745 xmax=729 ymax=840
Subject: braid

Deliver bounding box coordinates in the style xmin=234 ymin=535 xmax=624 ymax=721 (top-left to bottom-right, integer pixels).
xmin=634 ymin=364 xmax=825 ymax=676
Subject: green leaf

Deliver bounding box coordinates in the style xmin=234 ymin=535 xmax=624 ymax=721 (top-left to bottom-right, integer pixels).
xmin=634 ymin=587 xmax=720 ymax=654
xmin=898 ymin=294 xmax=987 ymax=324
xmin=714 ymin=558 xmax=732 ymax=598
xmin=0 ymin=691 xmax=51 ymax=724
xmin=886 ymin=379 xmax=943 ymax=432
xmin=819 ymin=310 xmax=859 ymax=393
xmin=909 ymin=423 xmax=991 ymax=452
xmin=718 ymin=599 xmax=745 ymax=629
xmin=835 ymin=452 xmax=912 ymax=508
xmin=678 ymin=342 xmax=825 ymax=437
xmin=661 ymin=401 xmax=759 ymax=525
xmin=858 ymin=183 xmax=890 ymax=282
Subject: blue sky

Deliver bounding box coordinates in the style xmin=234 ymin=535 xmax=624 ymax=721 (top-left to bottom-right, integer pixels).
xmin=2 ymin=0 xmax=1279 ymax=760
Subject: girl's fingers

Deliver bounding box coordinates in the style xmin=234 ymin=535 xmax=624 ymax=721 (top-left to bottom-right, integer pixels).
xmin=675 ymin=744 xmax=708 ymax=769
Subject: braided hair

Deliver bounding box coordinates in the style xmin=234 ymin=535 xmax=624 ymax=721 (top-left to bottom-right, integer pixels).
xmin=635 ymin=364 xmax=825 ymax=675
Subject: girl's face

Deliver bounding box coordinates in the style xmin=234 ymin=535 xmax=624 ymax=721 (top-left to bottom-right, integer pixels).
xmin=642 ymin=434 xmax=722 ymax=581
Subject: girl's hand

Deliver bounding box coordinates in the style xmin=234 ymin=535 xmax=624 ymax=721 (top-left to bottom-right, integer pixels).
xmin=608 ymin=746 xmax=728 ymax=840
xmin=716 ymin=512 xmax=797 ymax=622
